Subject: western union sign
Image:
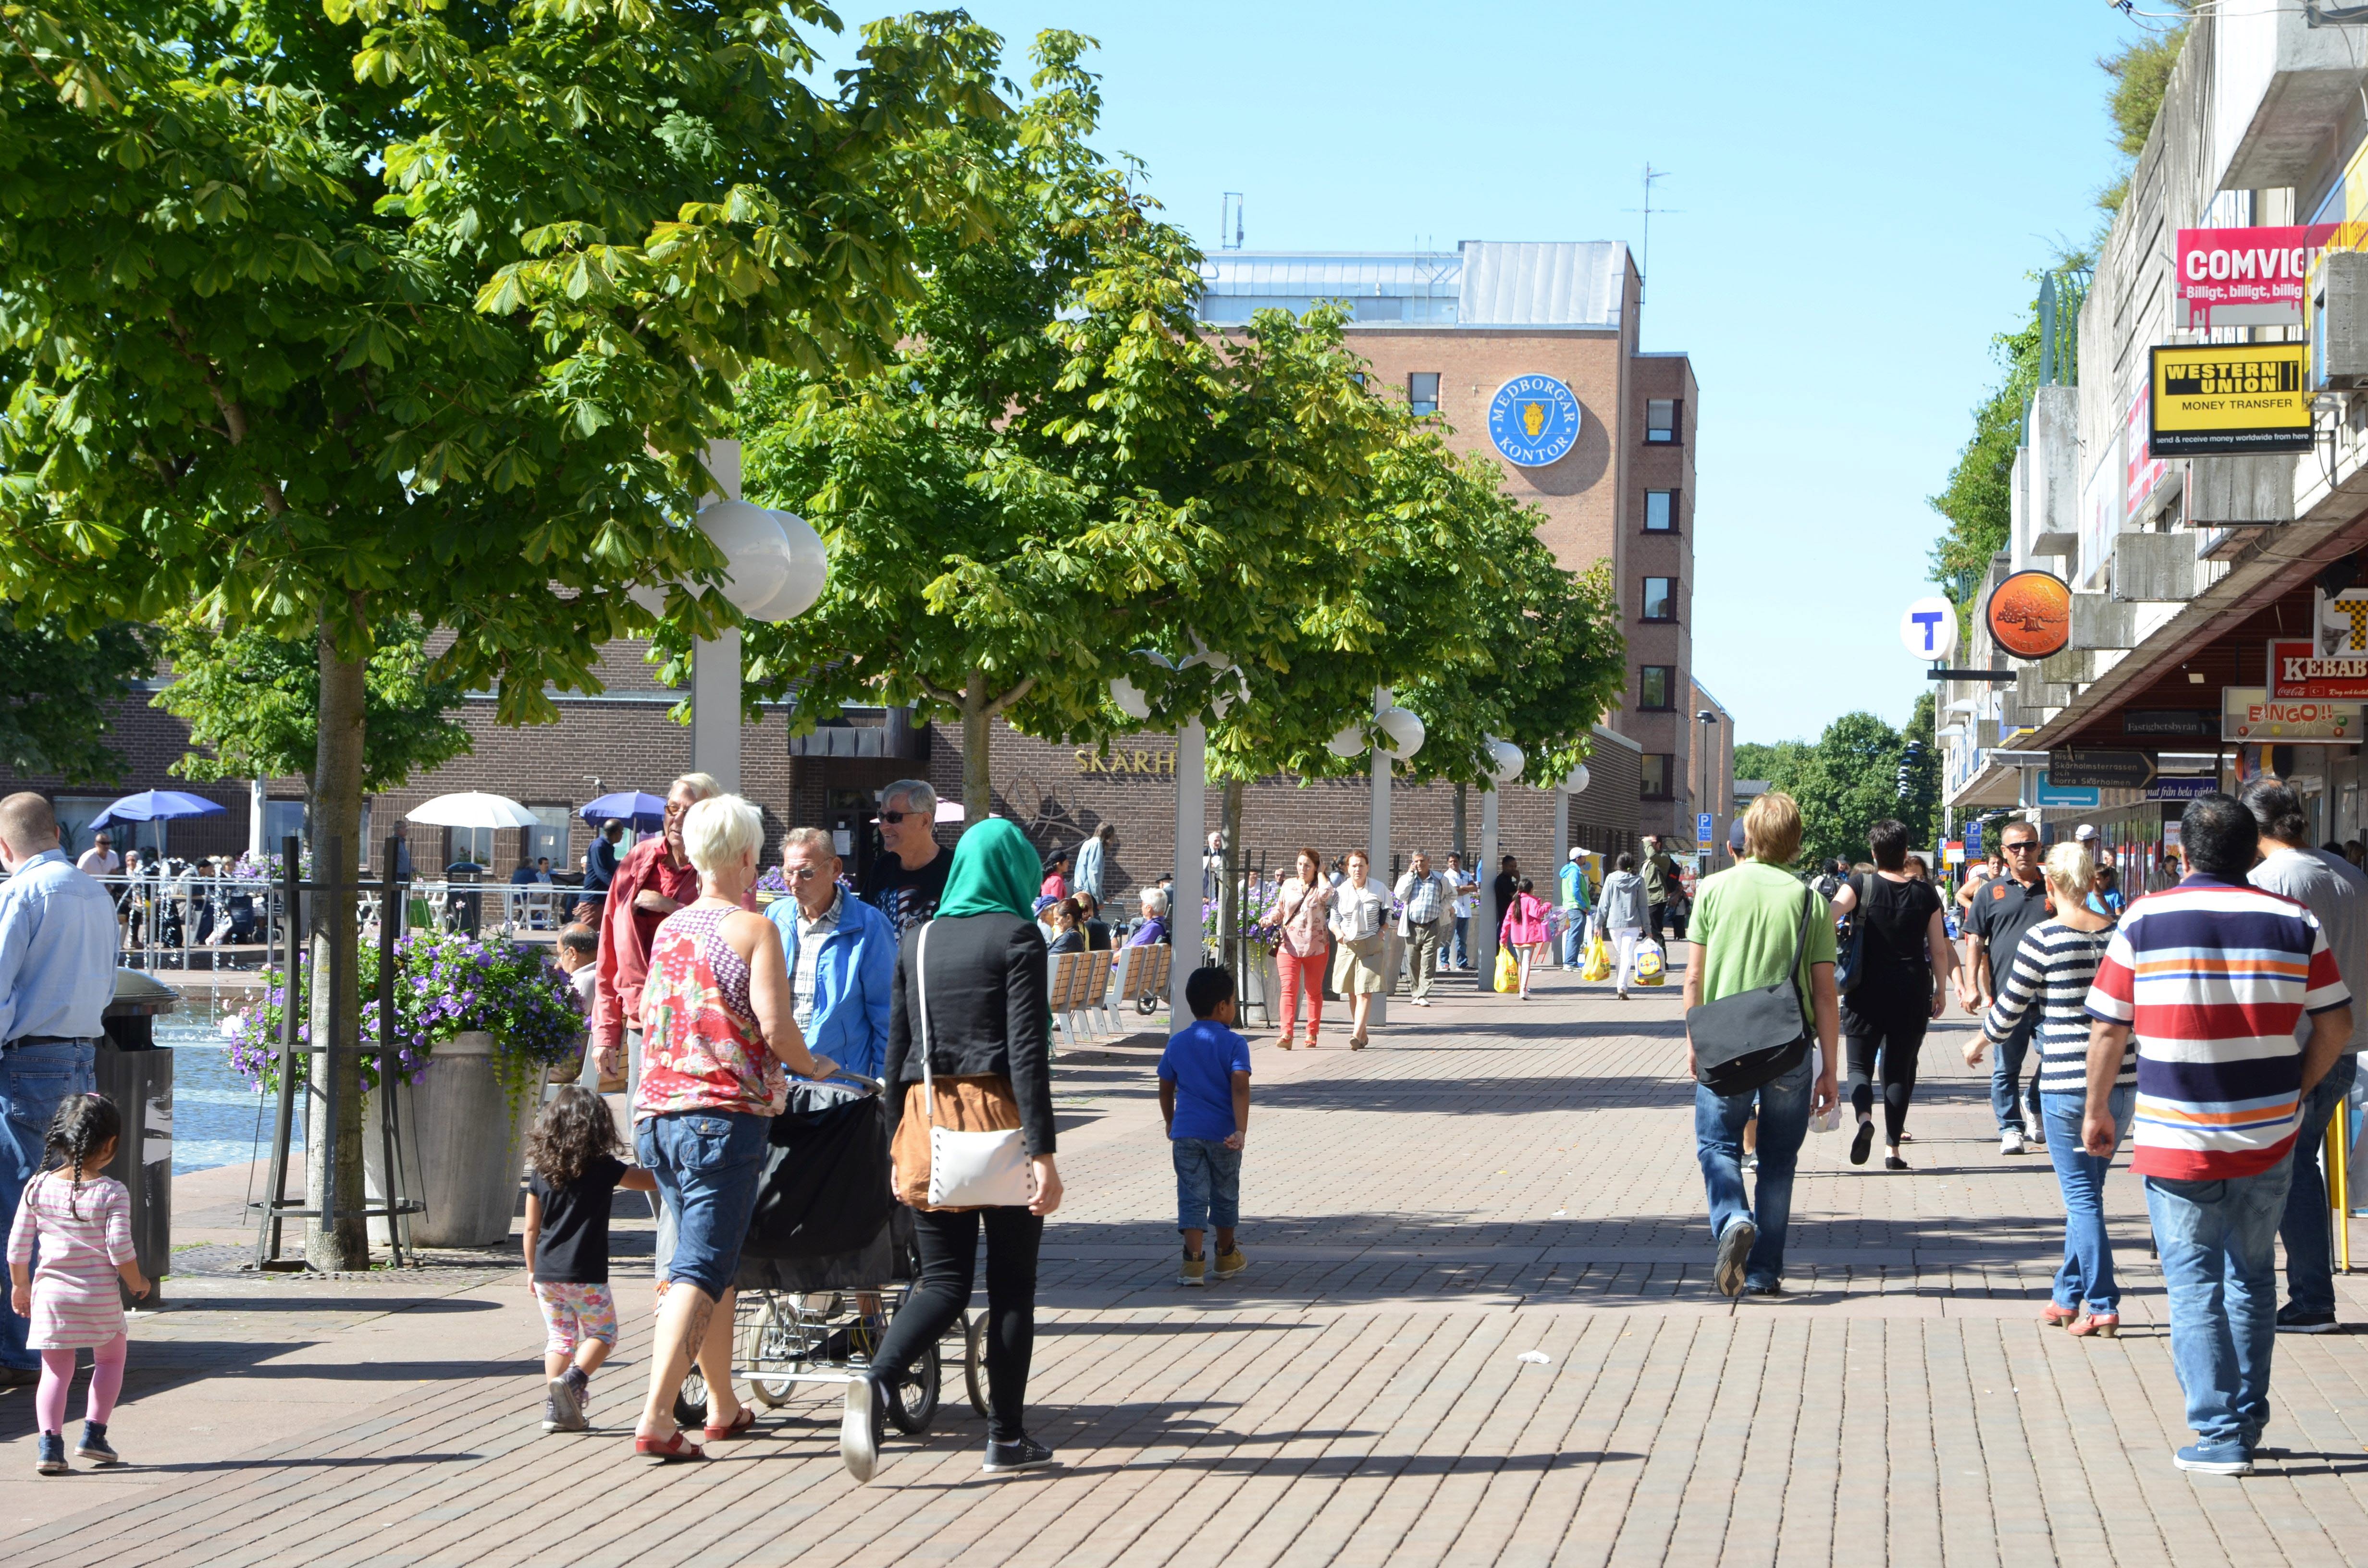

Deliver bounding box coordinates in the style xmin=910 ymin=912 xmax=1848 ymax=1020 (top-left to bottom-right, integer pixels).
xmin=2148 ymin=342 xmax=2313 ymax=455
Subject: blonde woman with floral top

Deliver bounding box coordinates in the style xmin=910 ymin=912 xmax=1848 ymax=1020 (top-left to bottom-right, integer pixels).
xmin=1258 ymin=848 xmax=1333 ymax=1049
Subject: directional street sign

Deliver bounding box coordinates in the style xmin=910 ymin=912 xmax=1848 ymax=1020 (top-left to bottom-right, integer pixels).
xmin=2046 ymin=748 xmax=2157 ymax=790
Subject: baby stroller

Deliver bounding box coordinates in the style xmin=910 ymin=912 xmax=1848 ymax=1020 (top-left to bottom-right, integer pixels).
xmin=671 ymin=1077 xmax=986 ymax=1475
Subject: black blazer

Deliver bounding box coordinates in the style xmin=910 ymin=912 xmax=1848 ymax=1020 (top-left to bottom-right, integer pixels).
xmin=884 ymin=913 xmax=1056 ymax=1157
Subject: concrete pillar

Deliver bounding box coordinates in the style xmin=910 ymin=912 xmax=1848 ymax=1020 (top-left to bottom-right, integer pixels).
xmin=1477 ymin=787 xmax=1500 ymax=989
xmin=689 ymin=440 xmax=743 ymax=794
xmin=248 ymin=777 xmax=266 ymax=860
xmin=1172 ymin=719 xmax=1207 ymax=1021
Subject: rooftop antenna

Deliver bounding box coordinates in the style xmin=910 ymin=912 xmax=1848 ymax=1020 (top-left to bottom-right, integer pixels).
xmin=1221 ymin=192 xmax=1244 ymax=251
xmin=1622 ymin=164 xmax=1683 ymax=306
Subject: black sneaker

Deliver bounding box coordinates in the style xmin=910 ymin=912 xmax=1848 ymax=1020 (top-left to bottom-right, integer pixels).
xmin=34 ymin=1432 xmax=65 ymax=1476
xmin=2276 ymin=1305 xmax=2339 ymax=1334
xmin=1849 ymin=1119 xmax=1875 ymax=1166
xmin=75 ymin=1421 xmax=120 ymax=1465
xmin=983 ymin=1433 xmax=1057 ymax=1473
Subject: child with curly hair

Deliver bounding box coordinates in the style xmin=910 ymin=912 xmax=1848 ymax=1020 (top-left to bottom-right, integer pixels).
xmin=524 ymin=1085 xmax=655 ymax=1433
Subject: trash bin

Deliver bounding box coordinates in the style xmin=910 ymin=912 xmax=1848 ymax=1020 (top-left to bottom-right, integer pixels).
xmin=98 ymin=968 xmax=176 ymax=1303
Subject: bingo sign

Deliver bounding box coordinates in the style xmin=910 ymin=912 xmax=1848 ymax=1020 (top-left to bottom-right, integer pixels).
xmin=1486 ymin=374 xmax=1582 ymax=468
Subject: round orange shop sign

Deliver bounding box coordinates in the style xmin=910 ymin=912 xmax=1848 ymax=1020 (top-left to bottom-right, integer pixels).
xmin=1985 ymin=569 xmax=2072 ymax=661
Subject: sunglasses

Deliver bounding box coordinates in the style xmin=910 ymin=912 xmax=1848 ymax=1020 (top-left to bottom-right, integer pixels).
xmin=783 ymin=866 xmax=826 ymax=882
xmin=2002 ymin=841 xmax=2039 ymax=853
xmin=875 ymin=810 xmax=920 ymax=825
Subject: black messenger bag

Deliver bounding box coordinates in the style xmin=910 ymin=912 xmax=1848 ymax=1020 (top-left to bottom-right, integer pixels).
xmin=1687 ymin=886 xmax=1818 ymax=1098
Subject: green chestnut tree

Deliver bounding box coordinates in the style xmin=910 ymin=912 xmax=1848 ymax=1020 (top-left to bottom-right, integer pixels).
xmin=0 ymin=615 xmax=152 ymax=784
xmin=0 ymin=0 xmax=1008 ymax=1266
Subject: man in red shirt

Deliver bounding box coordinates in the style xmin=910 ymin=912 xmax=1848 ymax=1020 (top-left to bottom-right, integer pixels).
xmin=593 ymin=773 xmax=721 ymax=1093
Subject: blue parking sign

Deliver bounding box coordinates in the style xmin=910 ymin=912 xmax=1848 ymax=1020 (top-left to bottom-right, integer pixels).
xmin=1696 ymin=811 xmax=1713 ymax=844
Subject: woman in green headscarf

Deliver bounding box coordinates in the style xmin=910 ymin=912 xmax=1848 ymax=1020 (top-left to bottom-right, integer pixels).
xmin=857 ymin=815 xmax=1064 ymax=1481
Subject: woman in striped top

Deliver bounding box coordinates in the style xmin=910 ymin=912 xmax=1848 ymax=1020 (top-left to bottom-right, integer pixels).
xmin=1978 ymin=842 xmax=2134 ymax=1337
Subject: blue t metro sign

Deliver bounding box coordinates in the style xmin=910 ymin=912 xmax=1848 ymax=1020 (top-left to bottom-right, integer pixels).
xmin=1910 ymin=610 xmax=1946 ymax=653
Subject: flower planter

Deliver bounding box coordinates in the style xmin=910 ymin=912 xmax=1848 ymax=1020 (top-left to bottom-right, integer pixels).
xmin=363 ymin=1030 xmax=539 ymax=1250
xmin=1238 ymin=949 xmax=1279 ymax=1029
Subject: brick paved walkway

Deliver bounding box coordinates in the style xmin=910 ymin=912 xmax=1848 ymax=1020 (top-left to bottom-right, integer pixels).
xmin=15 ymin=967 xmax=2368 ymax=1565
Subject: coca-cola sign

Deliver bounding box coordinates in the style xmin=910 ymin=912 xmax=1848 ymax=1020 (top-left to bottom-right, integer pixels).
xmin=2176 ymin=224 xmax=2337 ymax=328
xmin=2268 ymin=638 xmax=2368 ymax=700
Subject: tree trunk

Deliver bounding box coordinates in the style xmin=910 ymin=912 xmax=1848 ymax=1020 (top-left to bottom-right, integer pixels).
xmin=1453 ymin=784 xmax=1468 ymax=861
xmin=305 ymin=619 xmax=369 ymax=1271
xmin=1217 ymin=777 xmax=1246 ymax=977
xmin=962 ymin=670 xmax=993 ymax=825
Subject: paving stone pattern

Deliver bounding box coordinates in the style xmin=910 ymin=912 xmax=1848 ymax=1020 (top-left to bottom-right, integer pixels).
xmin=14 ymin=968 xmax=2368 ymax=1565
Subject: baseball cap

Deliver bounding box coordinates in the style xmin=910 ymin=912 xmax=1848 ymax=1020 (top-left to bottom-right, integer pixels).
xmin=1728 ymin=819 xmax=1748 ymax=853
xmin=2074 ymin=824 xmax=2097 ymax=842
xmin=1568 ymin=847 xmax=1583 ymax=861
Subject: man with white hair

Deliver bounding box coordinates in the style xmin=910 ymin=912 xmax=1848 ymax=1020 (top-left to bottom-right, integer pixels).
xmin=858 ymin=778 xmax=948 ymax=935
xmin=765 ymin=826 xmax=895 ymax=1081
xmin=0 ymin=793 xmax=117 ymax=1383
xmin=594 ymin=773 xmax=726 ymax=1100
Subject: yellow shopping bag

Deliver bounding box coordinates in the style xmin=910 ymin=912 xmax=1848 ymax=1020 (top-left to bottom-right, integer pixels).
xmin=1493 ymin=946 xmax=1518 ymax=993
xmin=1580 ymin=935 xmax=1612 ymax=983
xmin=1632 ymin=938 xmax=1667 ymax=986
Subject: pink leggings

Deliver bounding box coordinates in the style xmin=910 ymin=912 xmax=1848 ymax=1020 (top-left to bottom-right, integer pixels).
xmin=1275 ymin=948 xmax=1325 ymax=1041
xmin=37 ymin=1335 xmax=125 ymax=1433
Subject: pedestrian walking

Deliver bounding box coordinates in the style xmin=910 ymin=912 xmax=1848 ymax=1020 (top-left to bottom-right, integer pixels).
xmin=1500 ymin=878 xmax=1552 ymax=999
xmin=1257 ymin=849 xmax=1333 ymax=1050
xmin=1393 ymin=851 xmax=1451 ymax=1005
xmin=1073 ymin=824 xmax=1114 ymax=904
xmin=1680 ymin=792 xmax=1839 ymax=1298
xmin=629 ymin=794 xmax=838 ymax=1464
xmin=2083 ymin=792 xmax=2352 ymax=1475
xmin=1642 ymin=836 xmax=1678 ymax=943
xmin=765 ymin=826 xmax=897 ymax=1083
xmin=1040 ymin=854 xmax=1070 ymax=904
xmin=2239 ymin=780 xmax=2368 ymax=1335
xmin=1828 ymin=819 xmax=1954 ymax=1170
xmin=1491 ymin=856 xmax=1519 ymax=959
xmin=1979 ymin=842 xmax=2126 ymax=1335
xmin=1327 ymin=850 xmax=1391 ymax=1049
xmin=1559 ymin=849 xmax=1592 ymax=968
xmin=859 ymin=817 xmax=1064 ymax=1481
xmin=1598 ymin=853 xmax=1649 ymax=999
xmin=524 ymin=1085 xmax=659 ymax=1433
xmin=0 ymin=794 xmax=117 ymax=1386
xmin=1161 ymin=966 xmax=1251 ymax=1287
xmin=593 ymin=773 xmax=723 ymax=1105
xmin=1446 ymin=853 xmax=1477 ymax=970
xmin=1960 ymin=819 xmax=2051 ymax=1154
xmin=555 ymin=926 xmax=609 ymax=1091
xmin=859 ymin=780 xmax=950 ymax=935
xmin=10 ymin=1093 xmax=147 ymax=1475
xmin=580 ymin=818 xmax=624 ymax=922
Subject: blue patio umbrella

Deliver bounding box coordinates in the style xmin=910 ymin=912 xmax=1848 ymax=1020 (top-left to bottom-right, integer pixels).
xmin=579 ymin=790 xmax=667 ymax=832
xmin=90 ymin=790 xmax=228 ymax=829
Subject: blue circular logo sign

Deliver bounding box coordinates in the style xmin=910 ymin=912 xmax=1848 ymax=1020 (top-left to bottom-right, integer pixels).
xmin=1486 ymin=375 xmax=1582 ymax=468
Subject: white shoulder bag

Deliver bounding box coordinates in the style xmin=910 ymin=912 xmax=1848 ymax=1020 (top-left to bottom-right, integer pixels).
xmin=916 ymin=923 xmax=1036 ymax=1209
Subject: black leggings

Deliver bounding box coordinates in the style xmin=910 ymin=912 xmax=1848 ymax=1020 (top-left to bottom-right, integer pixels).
xmin=1843 ymin=1005 xmax=1931 ymax=1146
xmin=871 ymin=1205 xmax=1044 ymax=1442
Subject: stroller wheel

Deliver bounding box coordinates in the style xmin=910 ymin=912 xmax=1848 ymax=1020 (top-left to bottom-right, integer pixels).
xmin=887 ymin=1341 xmax=940 ymax=1435
xmin=1136 ymin=994 xmax=1159 ymax=1016
xmin=751 ymin=1378 xmax=796 ymax=1408
xmin=674 ymin=1368 xmax=708 ymax=1431
xmin=964 ymin=1312 xmax=989 ymax=1419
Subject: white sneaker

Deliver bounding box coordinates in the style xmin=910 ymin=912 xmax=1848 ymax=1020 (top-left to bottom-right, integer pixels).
xmin=1999 ymin=1127 xmax=2028 ymax=1155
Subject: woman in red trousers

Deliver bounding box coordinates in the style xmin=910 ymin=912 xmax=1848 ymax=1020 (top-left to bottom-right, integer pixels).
xmin=1258 ymin=848 xmax=1333 ymax=1049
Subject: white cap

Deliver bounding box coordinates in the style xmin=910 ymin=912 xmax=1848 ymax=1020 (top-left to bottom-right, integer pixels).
xmin=1569 ymin=847 xmax=1584 ymax=861
xmin=2074 ymin=823 xmax=2097 ymax=841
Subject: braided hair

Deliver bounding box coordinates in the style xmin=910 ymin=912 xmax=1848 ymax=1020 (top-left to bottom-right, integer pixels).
xmin=40 ymin=1092 xmax=122 ymax=1221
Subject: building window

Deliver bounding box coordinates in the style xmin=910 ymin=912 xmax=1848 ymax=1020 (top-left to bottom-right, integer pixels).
xmin=1407 ymin=372 xmax=1440 ymax=417
xmin=1641 ymin=576 xmax=1677 ymax=622
xmin=1640 ymin=665 xmax=1676 ymax=710
xmin=1646 ymin=398 xmax=1681 ymax=444
xmin=1645 ymin=489 xmax=1677 ymax=532
xmin=1641 ymin=754 xmax=1674 ymax=799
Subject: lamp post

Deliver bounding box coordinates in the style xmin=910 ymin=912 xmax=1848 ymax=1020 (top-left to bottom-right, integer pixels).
xmin=1694 ymin=708 xmax=1718 ymax=863
xmin=1473 ymin=737 xmax=1524 ymax=990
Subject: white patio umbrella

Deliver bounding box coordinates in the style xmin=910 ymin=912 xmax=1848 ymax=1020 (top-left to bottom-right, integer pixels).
xmin=405 ymin=792 xmax=541 ymax=830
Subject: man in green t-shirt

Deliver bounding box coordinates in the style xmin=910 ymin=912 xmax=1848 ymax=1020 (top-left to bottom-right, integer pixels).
xmin=1679 ymin=792 xmax=1839 ymax=1299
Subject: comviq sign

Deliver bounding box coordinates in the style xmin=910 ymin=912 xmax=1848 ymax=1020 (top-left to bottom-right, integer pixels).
xmin=2177 ymin=225 xmax=2336 ymax=329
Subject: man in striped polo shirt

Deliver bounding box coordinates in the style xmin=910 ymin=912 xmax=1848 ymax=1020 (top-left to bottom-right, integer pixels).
xmin=2084 ymin=793 xmax=2353 ymax=1477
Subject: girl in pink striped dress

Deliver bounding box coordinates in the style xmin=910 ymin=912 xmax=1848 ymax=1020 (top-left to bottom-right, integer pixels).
xmin=8 ymin=1093 xmax=148 ymax=1474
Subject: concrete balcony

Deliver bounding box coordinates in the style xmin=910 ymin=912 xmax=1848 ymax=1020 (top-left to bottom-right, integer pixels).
xmin=2188 ymin=453 xmax=2296 ymax=527
xmin=2028 ymin=387 xmax=2080 ymax=559
xmin=2212 ymin=3 xmax=2366 ymax=193
xmin=2110 ymin=532 xmax=2197 ymax=604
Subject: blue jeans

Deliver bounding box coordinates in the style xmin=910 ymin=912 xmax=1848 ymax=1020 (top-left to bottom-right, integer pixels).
xmin=2145 ymin=1153 xmax=2294 ymax=1450
xmin=1561 ymin=912 xmax=1585 ymax=968
xmin=1452 ymin=916 xmax=1469 ymax=969
xmin=1989 ymin=1009 xmax=2042 ymax=1134
xmin=1172 ymin=1139 xmax=1242 ymax=1233
xmin=2042 ymin=1087 xmax=2133 ymax=1314
xmin=1695 ymin=1050 xmax=1815 ymax=1289
xmin=634 ymin=1108 xmax=768 ymax=1299
xmin=0 ymin=1041 xmax=95 ymax=1369
xmin=2279 ymin=1054 xmax=2358 ymax=1316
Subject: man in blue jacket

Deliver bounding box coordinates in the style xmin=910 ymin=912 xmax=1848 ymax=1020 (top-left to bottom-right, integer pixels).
xmin=765 ymin=825 xmax=894 ymax=1081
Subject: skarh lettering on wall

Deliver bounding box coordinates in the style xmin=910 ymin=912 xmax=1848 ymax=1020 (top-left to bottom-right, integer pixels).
xmin=1075 ymin=748 xmax=1177 ymax=776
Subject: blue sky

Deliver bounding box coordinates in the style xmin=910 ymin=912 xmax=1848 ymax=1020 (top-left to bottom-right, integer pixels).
xmin=823 ymin=1 xmax=2148 ymax=743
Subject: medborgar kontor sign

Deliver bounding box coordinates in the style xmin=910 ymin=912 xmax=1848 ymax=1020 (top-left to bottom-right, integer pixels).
xmin=1486 ymin=375 xmax=1582 ymax=467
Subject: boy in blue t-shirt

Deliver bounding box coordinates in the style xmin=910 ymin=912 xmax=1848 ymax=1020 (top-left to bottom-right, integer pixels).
xmin=1159 ymin=966 xmax=1252 ymax=1286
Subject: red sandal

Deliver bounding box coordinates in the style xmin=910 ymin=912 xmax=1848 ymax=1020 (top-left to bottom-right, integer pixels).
xmin=633 ymin=1430 xmax=706 ymax=1463
xmin=703 ymin=1406 xmax=757 ymax=1442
